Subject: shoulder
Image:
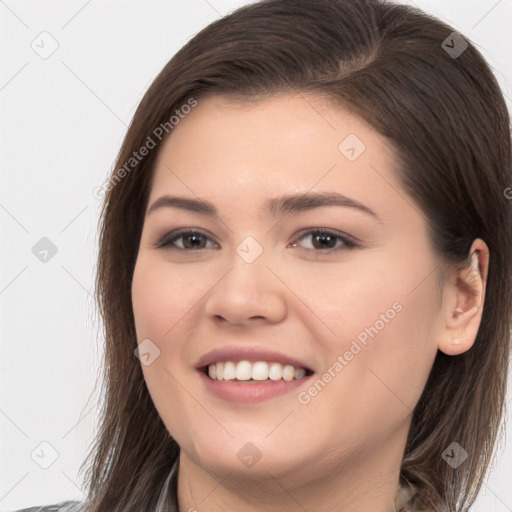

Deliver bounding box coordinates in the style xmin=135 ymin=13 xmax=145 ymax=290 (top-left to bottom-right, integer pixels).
xmin=6 ymin=500 xmax=84 ymax=512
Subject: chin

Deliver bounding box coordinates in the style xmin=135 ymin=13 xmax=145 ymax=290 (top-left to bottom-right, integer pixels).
xmin=181 ymin=433 xmax=305 ymax=479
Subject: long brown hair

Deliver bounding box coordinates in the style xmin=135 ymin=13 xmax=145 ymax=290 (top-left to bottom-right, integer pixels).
xmin=80 ymin=1 xmax=512 ymax=510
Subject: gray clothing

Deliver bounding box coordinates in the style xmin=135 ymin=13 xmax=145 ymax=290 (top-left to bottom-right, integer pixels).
xmin=6 ymin=457 xmax=179 ymax=512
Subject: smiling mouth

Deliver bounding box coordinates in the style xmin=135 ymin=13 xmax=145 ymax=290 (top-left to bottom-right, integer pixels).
xmin=200 ymin=360 xmax=314 ymax=382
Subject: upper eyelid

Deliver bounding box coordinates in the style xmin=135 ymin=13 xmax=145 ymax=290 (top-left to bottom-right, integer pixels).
xmin=160 ymin=228 xmax=218 ymax=245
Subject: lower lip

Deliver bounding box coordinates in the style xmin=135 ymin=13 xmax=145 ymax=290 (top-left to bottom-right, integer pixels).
xmin=198 ymin=370 xmax=313 ymax=403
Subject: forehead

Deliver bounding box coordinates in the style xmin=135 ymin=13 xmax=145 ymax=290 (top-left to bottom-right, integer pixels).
xmin=149 ymin=93 xmax=397 ymax=198
xmin=144 ymin=92 xmax=434 ymax=260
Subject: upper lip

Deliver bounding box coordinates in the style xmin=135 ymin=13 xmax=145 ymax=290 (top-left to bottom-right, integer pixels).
xmin=195 ymin=346 xmax=315 ymax=373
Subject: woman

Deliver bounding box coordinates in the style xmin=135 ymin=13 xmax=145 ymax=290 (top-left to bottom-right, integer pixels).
xmin=12 ymin=0 xmax=511 ymax=511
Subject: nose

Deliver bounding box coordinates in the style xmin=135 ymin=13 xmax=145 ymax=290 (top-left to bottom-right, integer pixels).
xmin=203 ymin=246 xmax=287 ymax=326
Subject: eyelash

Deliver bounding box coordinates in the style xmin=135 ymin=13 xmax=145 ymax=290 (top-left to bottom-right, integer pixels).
xmin=155 ymin=228 xmax=359 ymax=253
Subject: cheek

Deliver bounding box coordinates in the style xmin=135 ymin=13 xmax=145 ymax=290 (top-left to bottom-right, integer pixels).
xmin=323 ymin=248 xmax=442 ymax=354
xmin=131 ymin=259 xmax=202 ymax=443
xmin=301 ymin=255 xmax=439 ymax=415
xmin=303 ymin=296 xmax=438 ymax=450
xmin=347 ymin=277 xmax=439 ymax=413
xmin=131 ymin=257 xmax=204 ymax=341
xmin=281 ymin=254 xmax=407 ymax=343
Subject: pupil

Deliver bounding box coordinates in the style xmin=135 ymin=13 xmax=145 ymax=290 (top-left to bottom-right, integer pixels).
xmin=184 ymin=234 xmax=204 ymax=249
xmin=313 ymin=233 xmax=335 ymax=249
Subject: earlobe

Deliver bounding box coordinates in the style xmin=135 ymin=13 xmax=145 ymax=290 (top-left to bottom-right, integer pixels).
xmin=437 ymin=239 xmax=489 ymax=356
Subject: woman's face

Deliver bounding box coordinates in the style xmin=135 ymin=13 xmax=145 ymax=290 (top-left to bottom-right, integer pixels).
xmin=131 ymin=93 xmax=444 ymax=485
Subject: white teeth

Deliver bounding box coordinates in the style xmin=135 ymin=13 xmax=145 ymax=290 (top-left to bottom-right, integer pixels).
xmin=251 ymin=361 xmax=269 ymax=380
xmin=268 ymin=362 xmax=283 ymax=381
xmin=206 ymin=360 xmax=309 ymax=382
xmin=223 ymin=361 xmax=236 ymax=380
xmin=215 ymin=362 xmax=224 ymax=381
xmin=282 ymin=365 xmax=295 ymax=381
xmin=235 ymin=360 xmax=252 ymax=381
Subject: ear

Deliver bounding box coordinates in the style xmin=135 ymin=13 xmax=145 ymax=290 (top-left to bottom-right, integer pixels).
xmin=437 ymin=238 xmax=489 ymax=356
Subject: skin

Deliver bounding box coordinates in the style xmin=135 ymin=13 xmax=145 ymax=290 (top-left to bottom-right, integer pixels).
xmin=131 ymin=93 xmax=489 ymax=512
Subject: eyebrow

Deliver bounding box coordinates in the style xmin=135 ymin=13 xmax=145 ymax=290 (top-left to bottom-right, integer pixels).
xmin=146 ymin=191 xmax=381 ymax=221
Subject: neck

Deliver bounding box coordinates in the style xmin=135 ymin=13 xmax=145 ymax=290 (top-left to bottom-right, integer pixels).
xmin=176 ymin=427 xmax=408 ymax=512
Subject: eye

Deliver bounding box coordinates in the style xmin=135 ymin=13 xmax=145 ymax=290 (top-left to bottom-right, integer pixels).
xmin=289 ymin=228 xmax=358 ymax=252
xmin=155 ymin=227 xmax=358 ymax=253
xmin=156 ymin=229 xmax=219 ymax=251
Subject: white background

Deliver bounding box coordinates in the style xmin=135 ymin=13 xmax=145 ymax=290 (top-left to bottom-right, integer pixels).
xmin=1 ymin=0 xmax=511 ymax=510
